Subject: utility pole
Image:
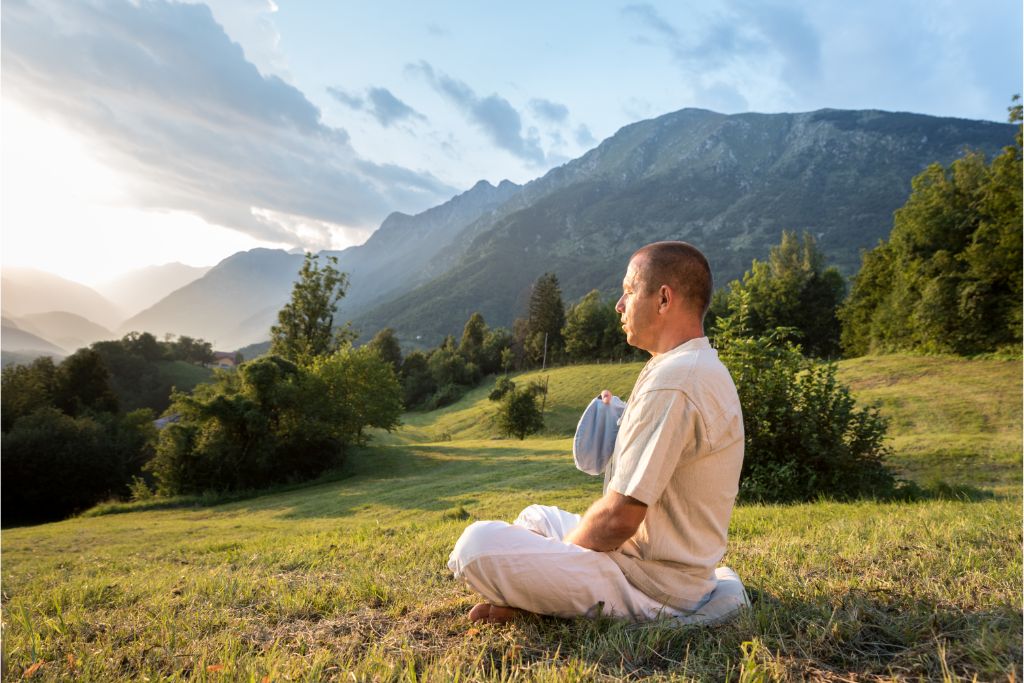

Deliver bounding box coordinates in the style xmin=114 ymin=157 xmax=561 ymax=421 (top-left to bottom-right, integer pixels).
xmin=541 ymin=332 xmax=548 ymax=370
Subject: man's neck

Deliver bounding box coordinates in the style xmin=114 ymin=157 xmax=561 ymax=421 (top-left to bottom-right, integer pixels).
xmin=647 ymin=327 xmax=704 ymax=357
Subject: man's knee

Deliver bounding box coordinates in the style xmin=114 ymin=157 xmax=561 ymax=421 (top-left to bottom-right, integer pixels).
xmin=448 ymin=520 xmax=510 ymax=577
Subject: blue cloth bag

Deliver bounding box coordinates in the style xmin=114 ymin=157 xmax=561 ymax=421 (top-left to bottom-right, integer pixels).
xmin=572 ymin=395 xmax=626 ymax=475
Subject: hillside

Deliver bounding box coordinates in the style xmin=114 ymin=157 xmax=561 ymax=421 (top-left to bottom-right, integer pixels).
xmin=353 ymin=108 xmax=1014 ymax=344
xmin=1 ymin=268 xmax=123 ymax=329
xmin=96 ymin=263 xmax=211 ymax=319
xmin=1 ymin=355 xmax=1019 ymax=680
xmin=120 ymin=249 xmax=304 ymax=350
xmin=0 ymin=316 xmax=65 ymax=357
xmin=9 ymin=311 xmax=115 ymax=353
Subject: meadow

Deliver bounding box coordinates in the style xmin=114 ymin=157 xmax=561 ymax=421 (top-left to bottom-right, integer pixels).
xmin=1 ymin=355 xmax=1020 ymax=681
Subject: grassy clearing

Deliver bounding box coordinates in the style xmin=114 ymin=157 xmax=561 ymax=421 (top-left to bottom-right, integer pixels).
xmin=1 ymin=354 xmax=1020 ymax=681
xmin=837 ymin=354 xmax=1022 ymax=493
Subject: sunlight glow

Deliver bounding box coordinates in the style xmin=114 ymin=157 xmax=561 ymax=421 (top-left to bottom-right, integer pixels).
xmin=1 ymin=99 xmax=280 ymax=285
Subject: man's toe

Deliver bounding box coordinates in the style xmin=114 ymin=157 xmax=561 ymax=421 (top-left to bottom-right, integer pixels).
xmin=468 ymin=603 xmax=492 ymax=621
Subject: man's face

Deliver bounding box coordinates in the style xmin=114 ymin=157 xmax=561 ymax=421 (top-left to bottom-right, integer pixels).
xmin=615 ymin=257 xmax=661 ymax=351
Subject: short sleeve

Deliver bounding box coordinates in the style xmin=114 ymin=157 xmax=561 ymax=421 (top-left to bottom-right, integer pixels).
xmin=606 ymin=389 xmax=698 ymax=505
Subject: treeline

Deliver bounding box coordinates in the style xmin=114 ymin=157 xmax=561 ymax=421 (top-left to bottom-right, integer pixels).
xmin=91 ymin=332 xmax=218 ymax=412
xmin=2 ymin=349 xmax=156 ymax=525
xmin=1 ymin=332 xmax=225 ymax=524
xmin=365 ymin=269 xmax=634 ymax=416
xmin=840 ymin=101 xmax=1022 ymax=356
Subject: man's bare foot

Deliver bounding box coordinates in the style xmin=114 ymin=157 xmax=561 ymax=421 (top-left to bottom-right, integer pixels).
xmin=468 ymin=602 xmax=525 ymax=623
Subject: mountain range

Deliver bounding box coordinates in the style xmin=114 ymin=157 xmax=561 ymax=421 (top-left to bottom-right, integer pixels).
xmin=96 ymin=263 xmax=211 ymax=319
xmin=2 ymin=106 xmax=1015 ymax=357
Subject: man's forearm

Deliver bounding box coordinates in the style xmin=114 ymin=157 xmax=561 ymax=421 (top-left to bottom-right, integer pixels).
xmin=564 ymin=491 xmax=647 ymax=551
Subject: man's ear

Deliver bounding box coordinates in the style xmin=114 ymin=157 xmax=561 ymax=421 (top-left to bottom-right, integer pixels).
xmin=658 ymin=285 xmax=672 ymax=311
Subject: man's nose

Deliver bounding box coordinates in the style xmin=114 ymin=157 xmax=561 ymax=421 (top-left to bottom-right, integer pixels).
xmin=615 ymin=296 xmax=625 ymax=313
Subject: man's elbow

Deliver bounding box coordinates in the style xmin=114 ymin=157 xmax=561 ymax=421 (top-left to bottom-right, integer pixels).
xmin=604 ymin=494 xmax=647 ymax=546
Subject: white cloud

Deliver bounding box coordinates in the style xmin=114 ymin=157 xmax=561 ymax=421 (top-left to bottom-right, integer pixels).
xmin=408 ymin=61 xmax=547 ymax=166
xmin=1 ymin=0 xmax=457 ymax=249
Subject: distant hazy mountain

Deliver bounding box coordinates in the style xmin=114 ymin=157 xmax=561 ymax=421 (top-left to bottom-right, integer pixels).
xmin=121 ymin=180 xmax=523 ymax=349
xmin=1 ymin=268 xmax=123 ymax=329
xmin=12 ymin=311 xmax=115 ymax=353
xmin=96 ymin=263 xmax=211 ymax=318
xmin=351 ymin=108 xmax=1016 ymax=345
xmin=120 ymin=249 xmax=305 ymax=349
xmin=1 ymin=316 xmax=65 ymax=357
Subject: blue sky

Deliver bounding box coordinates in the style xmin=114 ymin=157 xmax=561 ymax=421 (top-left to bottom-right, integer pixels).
xmin=2 ymin=0 xmax=1021 ymax=284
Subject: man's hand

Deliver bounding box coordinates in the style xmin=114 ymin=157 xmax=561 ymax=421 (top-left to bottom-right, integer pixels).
xmin=563 ymin=490 xmax=647 ymax=551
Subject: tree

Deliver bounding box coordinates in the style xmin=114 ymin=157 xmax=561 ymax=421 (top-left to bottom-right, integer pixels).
xmin=495 ymin=387 xmax=544 ymax=440
xmin=563 ymin=290 xmax=622 ymax=361
xmin=270 ymin=252 xmax=354 ymax=363
xmin=458 ymin=312 xmax=487 ymax=367
xmin=839 ymin=100 xmax=1022 ymax=356
xmin=480 ymin=327 xmax=513 ymax=375
xmin=367 ymin=328 xmax=403 ymax=375
xmin=399 ymin=351 xmax=436 ymax=408
xmin=148 ymin=355 xmax=342 ymax=494
xmin=524 ymin=272 xmax=566 ymax=365
xmin=714 ymin=231 xmax=845 ymax=358
xmin=123 ymin=331 xmax=163 ymax=362
xmin=55 ymin=348 xmax=119 ymax=416
xmin=170 ymin=335 xmax=214 ymax=364
xmin=307 ymin=346 xmax=403 ymax=444
xmin=1 ymin=349 xmax=156 ymax=524
xmin=1 ymin=356 xmax=59 ymax=433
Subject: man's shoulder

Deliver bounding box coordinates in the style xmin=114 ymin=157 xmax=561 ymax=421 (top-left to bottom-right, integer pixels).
xmin=639 ymin=347 xmax=739 ymax=414
xmin=645 ymin=346 xmax=731 ymax=388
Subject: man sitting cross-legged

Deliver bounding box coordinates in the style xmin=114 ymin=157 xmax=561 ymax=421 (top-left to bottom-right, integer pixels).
xmin=448 ymin=241 xmax=746 ymax=623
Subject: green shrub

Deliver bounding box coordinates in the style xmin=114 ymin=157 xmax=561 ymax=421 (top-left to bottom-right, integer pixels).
xmin=425 ymin=383 xmax=467 ymax=410
xmin=488 ymin=376 xmax=516 ymax=401
xmin=148 ymin=356 xmax=340 ymax=495
xmin=495 ymin=387 xmax=545 ymax=440
xmin=148 ymin=349 xmax=403 ymax=496
xmin=718 ymin=333 xmax=897 ymax=502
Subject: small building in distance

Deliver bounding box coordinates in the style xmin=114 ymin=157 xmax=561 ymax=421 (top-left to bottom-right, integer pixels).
xmin=210 ymin=351 xmax=239 ymax=370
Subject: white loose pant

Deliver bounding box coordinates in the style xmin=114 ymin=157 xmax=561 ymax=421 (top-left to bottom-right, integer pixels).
xmin=447 ymin=504 xmax=694 ymax=621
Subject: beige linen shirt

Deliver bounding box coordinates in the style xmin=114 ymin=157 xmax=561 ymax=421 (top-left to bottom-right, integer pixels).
xmin=604 ymin=336 xmax=744 ymax=611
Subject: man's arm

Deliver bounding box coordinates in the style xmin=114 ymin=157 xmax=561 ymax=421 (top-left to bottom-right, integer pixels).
xmin=563 ymin=490 xmax=647 ymax=551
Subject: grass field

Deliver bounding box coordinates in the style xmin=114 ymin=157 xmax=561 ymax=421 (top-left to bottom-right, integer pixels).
xmin=1 ymin=354 xmax=1020 ymax=681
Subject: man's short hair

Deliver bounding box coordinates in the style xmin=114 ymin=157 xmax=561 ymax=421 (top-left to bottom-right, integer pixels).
xmin=632 ymin=241 xmax=713 ymax=318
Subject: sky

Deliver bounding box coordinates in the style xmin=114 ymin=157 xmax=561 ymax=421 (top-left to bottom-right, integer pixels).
xmin=2 ymin=0 xmax=1021 ymax=286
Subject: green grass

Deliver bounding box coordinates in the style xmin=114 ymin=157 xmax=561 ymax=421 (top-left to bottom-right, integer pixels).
xmin=156 ymin=360 xmax=214 ymax=394
xmin=837 ymin=354 xmax=1022 ymax=494
xmin=2 ymin=354 xmax=1020 ymax=681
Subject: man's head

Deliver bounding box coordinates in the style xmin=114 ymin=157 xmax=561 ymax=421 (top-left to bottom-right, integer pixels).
xmin=616 ymin=241 xmax=713 ymax=354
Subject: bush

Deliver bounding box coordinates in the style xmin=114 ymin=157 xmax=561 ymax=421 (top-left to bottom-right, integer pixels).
xmin=425 ymin=383 xmax=467 ymax=410
xmin=148 ymin=349 xmax=404 ymax=496
xmin=718 ymin=333 xmax=897 ymax=502
xmin=306 ymin=346 xmax=403 ymax=444
xmin=489 ymin=376 xmax=516 ymax=401
xmin=148 ymin=356 xmax=341 ymax=495
xmin=495 ymin=388 xmax=544 ymax=440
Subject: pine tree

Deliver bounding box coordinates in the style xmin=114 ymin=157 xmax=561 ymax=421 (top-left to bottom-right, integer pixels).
xmin=525 ymin=272 xmax=565 ymax=365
